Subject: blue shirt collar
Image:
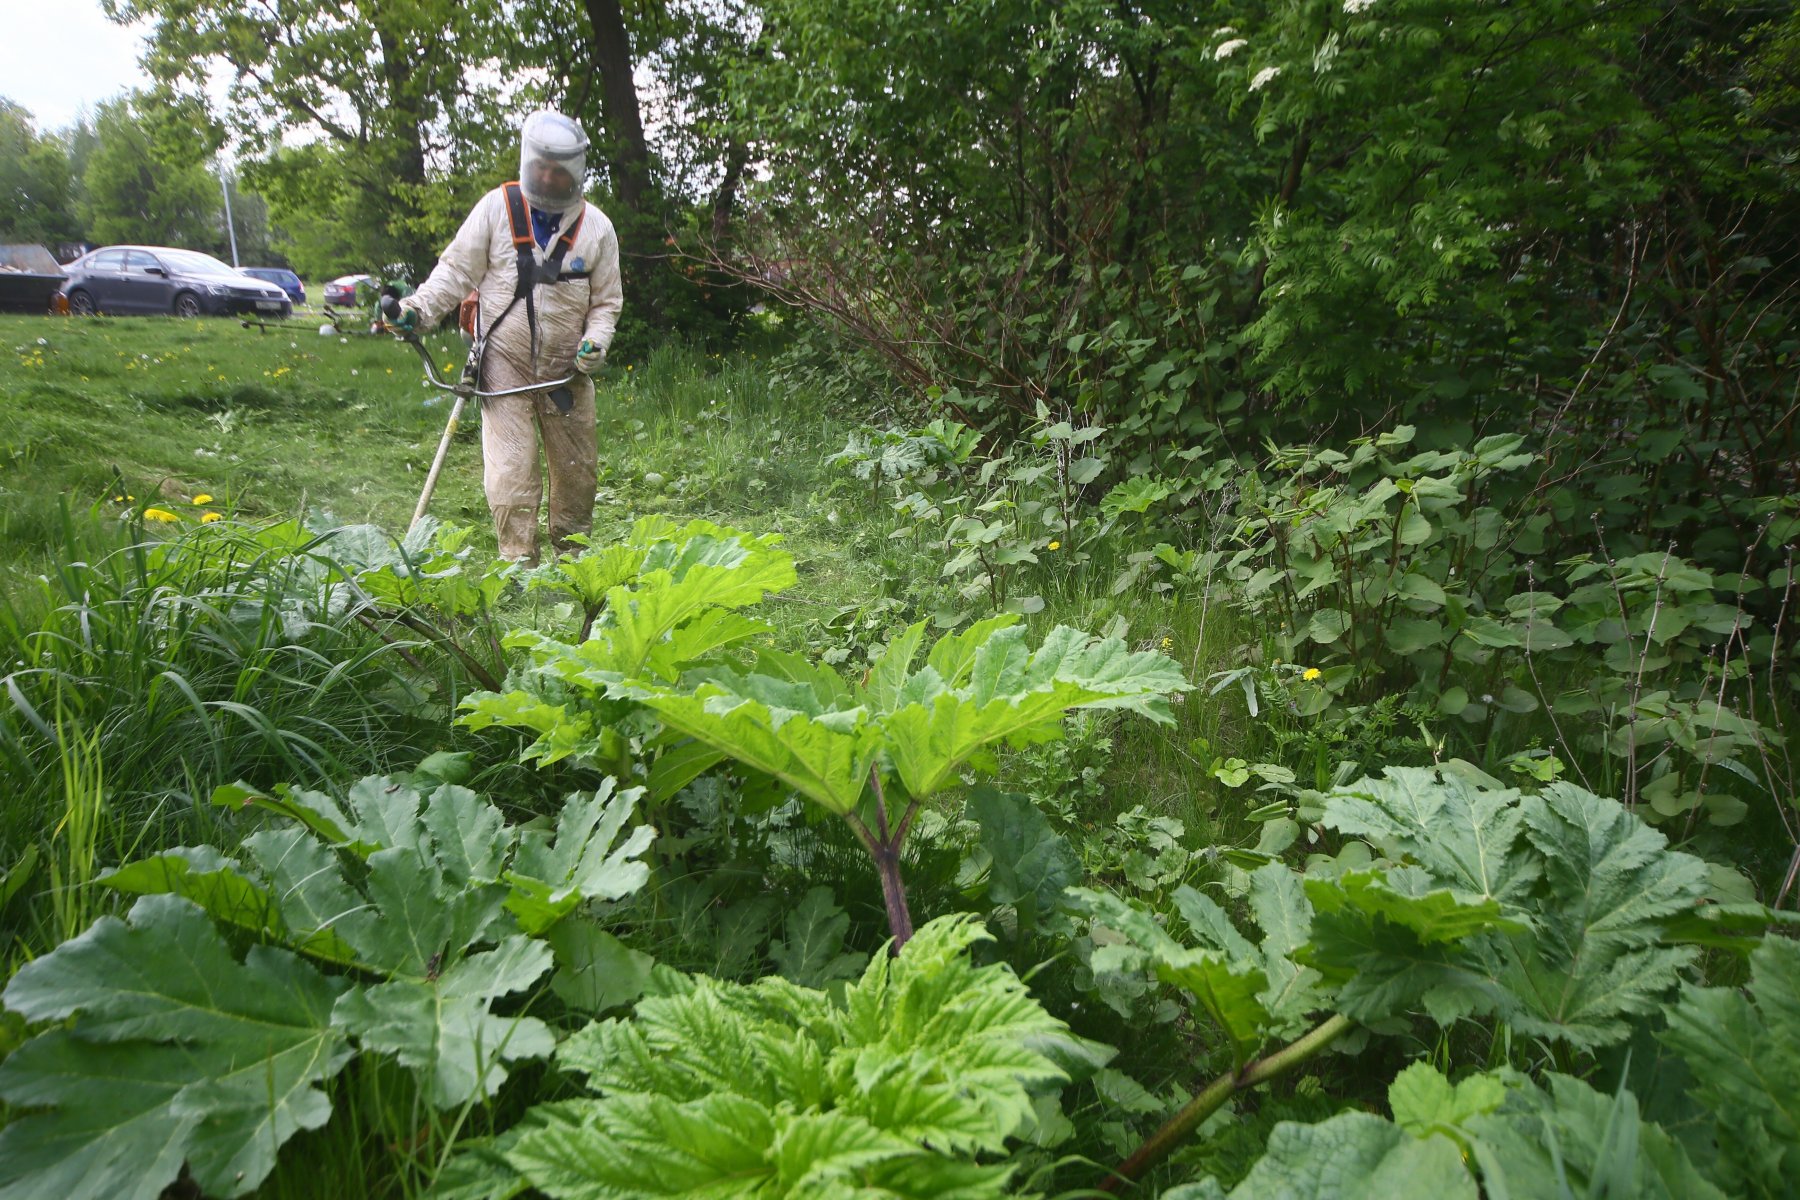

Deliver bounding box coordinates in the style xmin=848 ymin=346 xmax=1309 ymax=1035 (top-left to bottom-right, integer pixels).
xmin=529 ymin=207 xmax=562 ymax=250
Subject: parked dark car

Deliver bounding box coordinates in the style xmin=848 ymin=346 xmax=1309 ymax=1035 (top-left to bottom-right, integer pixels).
xmin=322 ymin=274 xmax=375 ymax=307
xmin=238 ymin=266 xmax=305 ymax=306
xmin=60 ymin=246 xmax=292 ymax=319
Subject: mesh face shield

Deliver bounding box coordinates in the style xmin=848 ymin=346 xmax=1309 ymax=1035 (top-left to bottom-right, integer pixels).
xmin=518 ymin=110 xmax=589 ymax=212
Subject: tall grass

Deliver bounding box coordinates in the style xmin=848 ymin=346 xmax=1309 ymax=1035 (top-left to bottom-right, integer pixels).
xmin=0 ymin=505 xmax=493 ymax=954
xmin=45 ymin=707 xmax=106 ymax=947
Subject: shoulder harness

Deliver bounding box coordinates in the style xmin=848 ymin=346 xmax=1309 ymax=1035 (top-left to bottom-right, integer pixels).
xmin=475 ymin=182 xmax=588 ymax=392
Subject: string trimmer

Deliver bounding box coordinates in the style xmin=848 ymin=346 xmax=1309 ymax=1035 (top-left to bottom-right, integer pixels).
xmin=377 ymin=294 xmax=574 ymax=532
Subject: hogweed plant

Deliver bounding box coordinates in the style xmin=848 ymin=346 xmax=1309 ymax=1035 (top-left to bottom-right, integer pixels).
xmin=0 ymin=772 xmax=656 ymax=1199
xmin=459 ymin=519 xmax=1190 ymax=944
xmin=631 ymin=615 xmax=1190 ymax=947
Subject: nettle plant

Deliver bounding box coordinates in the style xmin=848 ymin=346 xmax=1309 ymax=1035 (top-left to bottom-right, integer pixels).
xmin=834 ymin=405 xmax=1168 ymax=623
xmin=1149 ymin=427 xmax=1792 ymax=826
xmin=0 ymin=773 xmax=654 ymax=1200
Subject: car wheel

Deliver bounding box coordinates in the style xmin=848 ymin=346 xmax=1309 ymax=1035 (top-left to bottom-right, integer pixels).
xmin=173 ymin=292 xmax=203 ymax=319
xmin=68 ymin=289 xmax=96 ymax=316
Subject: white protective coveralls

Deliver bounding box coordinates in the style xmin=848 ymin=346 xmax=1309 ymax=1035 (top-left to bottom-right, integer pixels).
xmin=402 ymin=112 xmax=623 ymax=564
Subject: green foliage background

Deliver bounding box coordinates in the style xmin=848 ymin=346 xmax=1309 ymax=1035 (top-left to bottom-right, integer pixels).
xmin=2 ymin=0 xmax=1799 ymax=1197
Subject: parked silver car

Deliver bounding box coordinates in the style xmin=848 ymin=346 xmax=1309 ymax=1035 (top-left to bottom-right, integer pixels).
xmin=61 ymin=246 xmax=292 ymax=319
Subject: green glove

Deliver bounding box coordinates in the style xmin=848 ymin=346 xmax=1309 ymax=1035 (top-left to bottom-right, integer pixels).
xmin=575 ymin=338 xmax=605 ymax=374
xmin=394 ymin=305 xmax=419 ymax=333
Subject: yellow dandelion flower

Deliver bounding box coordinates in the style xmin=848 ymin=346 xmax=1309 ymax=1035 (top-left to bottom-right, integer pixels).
xmin=200 ymin=511 xmax=223 ymax=523
xmin=142 ymin=508 xmax=179 ymax=523
xmin=1302 ymin=667 xmax=1322 ymax=681
xmin=191 ymin=493 xmax=213 ymax=505
xmin=1047 ymin=540 xmax=1061 ymax=551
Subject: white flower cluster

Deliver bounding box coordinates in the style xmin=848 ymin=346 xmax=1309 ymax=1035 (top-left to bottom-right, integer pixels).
xmin=1250 ymin=65 xmax=1282 ymax=91
xmin=1344 ymin=0 xmax=1378 ymax=12
xmin=1215 ymin=38 xmax=1248 ymax=60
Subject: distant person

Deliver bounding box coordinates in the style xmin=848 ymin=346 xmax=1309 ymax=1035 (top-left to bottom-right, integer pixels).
xmin=396 ymin=110 xmax=622 ymax=565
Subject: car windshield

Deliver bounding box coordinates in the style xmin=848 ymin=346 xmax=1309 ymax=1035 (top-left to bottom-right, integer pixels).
xmin=158 ymin=250 xmax=243 ymax=278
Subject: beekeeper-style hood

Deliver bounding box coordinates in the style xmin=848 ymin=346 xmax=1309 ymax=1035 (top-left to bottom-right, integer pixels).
xmin=519 ymin=110 xmax=588 ymax=212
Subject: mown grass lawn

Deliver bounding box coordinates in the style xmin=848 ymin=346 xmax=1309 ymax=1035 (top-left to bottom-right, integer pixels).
xmin=0 ymin=314 xmax=867 ymax=601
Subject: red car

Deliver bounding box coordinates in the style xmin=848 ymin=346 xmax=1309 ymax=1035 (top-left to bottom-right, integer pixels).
xmin=323 ymin=274 xmax=375 ymax=307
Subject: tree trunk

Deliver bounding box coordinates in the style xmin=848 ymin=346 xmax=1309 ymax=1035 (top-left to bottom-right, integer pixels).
xmin=374 ymin=22 xmax=434 ymax=271
xmin=582 ymin=0 xmax=654 ymax=216
xmin=710 ymin=138 xmax=750 ymax=243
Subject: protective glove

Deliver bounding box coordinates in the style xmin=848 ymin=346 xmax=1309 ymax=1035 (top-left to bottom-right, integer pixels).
xmin=392 ymin=301 xmax=420 ymax=334
xmin=575 ymin=338 xmax=605 ymax=375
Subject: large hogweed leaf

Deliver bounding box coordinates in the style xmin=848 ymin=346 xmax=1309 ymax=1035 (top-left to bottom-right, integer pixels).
xmin=768 ymin=886 xmax=868 ymax=988
xmin=1072 ymin=859 xmax=1511 ymax=1064
xmin=1660 ymin=935 xmax=1800 ymax=1198
xmin=1320 ymin=766 xmax=1538 ymax=905
xmin=968 ymin=785 xmax=1081 ymax=930
xmin=633 ymin=616 xmax=1185 ymax=948
xmin=96 ymin=775 xmax=654 ymax=1108
xmin=305 ymin=518 xmax=507 ymax=619
xmin=505 ymin=778 xmax=656 ymax=934
xmin=1167 ymin=1064 xmax=1723 ymax=1200
xmin=333 ymin=936 xmax=557 ymax=1108
xmin=475 ymin=915 xmax=1088 ymax=1199
xmin=1319 ymin=767 xmax=1717 ymax=1048
xmin=1483 ymin=783 xmax=1710 ymax=1046
xmin=457 ymin=519 xmax=797 ymax=766
xmin=636 ymin=616 xmax=1188 ymax=817
xmin=1459 ymin=1071 xmax=1727 ymax=1200
xmin=1302 ymin=866 xmax=1523 ymax=1026
xmin=0 ymin=896 xmax=352 ymax=1200
xmin=1069 ymin=880 xmax=1278 ymax=1068
xmin=1164 ymin=1112 xmax=1475 ymax=1200
xmin=632 ymin=664 xmax=880 ymax=816
xmin=599 ymin=520 xmax=796 ymax=679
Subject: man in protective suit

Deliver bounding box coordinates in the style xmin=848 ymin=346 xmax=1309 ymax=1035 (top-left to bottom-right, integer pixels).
xmin=397 ymin=111 xmax=623 ymax=565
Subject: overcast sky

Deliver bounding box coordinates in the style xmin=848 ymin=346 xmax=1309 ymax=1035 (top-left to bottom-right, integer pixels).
xmin=0 ymin=0 xmax=153 ymax=130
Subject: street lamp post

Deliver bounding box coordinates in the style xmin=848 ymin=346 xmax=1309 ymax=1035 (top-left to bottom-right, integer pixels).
xmin=220 ymin=171 xmax=240 ymax=267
